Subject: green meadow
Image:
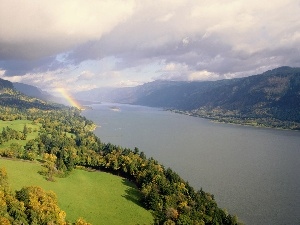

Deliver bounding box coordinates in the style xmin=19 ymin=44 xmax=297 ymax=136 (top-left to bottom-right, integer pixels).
xmin=0 ymin=119 xmax=39 ymax=133
xmin=0 ymin=120 xmax=40 ymax=149
xmin=0 ymin=158 xmax=153 ymax=225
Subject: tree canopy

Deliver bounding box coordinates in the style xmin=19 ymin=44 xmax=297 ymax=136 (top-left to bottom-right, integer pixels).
xmin=0 ymin=87 xmax=241 ymax=224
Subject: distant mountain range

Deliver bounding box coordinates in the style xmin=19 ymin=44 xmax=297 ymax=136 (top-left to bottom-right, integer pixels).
xmin=75 ymin=66 xmax=300 ymax=129
xmin=1 ymin=66 xmax=300 ymax=129
xmin=0 ymin=79 xmax=101 ymax=107
xmin=75 ymin=66 xmax=300 ymax=111
xmin=13 ymin=82 xmax=53 ymax=101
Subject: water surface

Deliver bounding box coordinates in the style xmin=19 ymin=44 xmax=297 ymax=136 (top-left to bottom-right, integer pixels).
xmin=82 ymin=103 xmax=300 ymax=225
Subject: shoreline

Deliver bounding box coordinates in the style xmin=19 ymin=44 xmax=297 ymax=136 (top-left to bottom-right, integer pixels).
xmin=167 ymin=109 xmax=300 ymax=131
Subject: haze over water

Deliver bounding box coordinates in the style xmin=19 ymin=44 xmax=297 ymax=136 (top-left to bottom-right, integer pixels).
xmin=82 ymin=103 xmax=300 ymax=225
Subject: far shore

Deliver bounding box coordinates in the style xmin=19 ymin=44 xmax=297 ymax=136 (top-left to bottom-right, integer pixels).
xmin=167 ymin=109 xmax=300 ymax=131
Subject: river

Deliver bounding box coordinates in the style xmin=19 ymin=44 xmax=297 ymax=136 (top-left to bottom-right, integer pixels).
xmin=81 ymin=103 xmax=300 ymax=225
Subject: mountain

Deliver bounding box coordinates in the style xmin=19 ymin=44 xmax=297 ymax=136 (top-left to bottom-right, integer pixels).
xmin=0 ymin=77 xmax=14 ymax=91
xmin=134 ymin=66 xmax=300 ymax=110
xmin=75 ymin=66 xmax=300 ymax=110
xmin=12 ymin=82 xmax=99 ymax=107
xmin=74 ymin=80 xmax=189 ymax=103
xmin=13 ymin=82 xmax=53 ymax=101
xmin=12 ymin=82 xmax=83 ymax=106
xmin=75 ymin=66 xmax=300 ymax=129
xmin=0 ymin=81 xmax=63 ymax=111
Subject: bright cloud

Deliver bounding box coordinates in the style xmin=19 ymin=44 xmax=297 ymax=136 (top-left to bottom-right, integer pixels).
xmin=118 ymin=80 xmax=142 ymax=87
xmin=188 ymin=71 xmax=220 ymax=81
xmin=0 ymin=0 xmax=300 ymax=91
xmin=0 ymin=0 xmax=135 ymax=60
xmin=78 ymin=71 xmax=95 ymax=81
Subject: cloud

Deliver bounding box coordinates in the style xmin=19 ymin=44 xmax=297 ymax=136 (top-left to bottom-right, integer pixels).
xmin=70 ymin=0 xmax=300 ymax=74
xmin=157 ymin=13 xmax=174 ymax=22
xmin=77 ymin=70 xmax=95 ymax=81
xmin=156 ymin=62 xmax=221 ymax=81
xmin=118 ymin=80 xmax=142 ymax=87
xmin=1 ymin=0 xmax=300 ymax=90
xmin=0 ymin=0 xmax=135 ymax=60
xmin=0 ymin=70 xmax=6 ymax=77
xmin=188 ymin=71 xmax=220 ymax=81
xmin=0 ymin=56 xmax=65 ymax=76
xmin=4 ymin=69 xmax=71 ymax=89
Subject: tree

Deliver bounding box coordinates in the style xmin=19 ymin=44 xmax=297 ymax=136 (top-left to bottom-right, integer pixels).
xmin=24 ymin=139 xmax=39 ymax=160
xmin=9 ymin=143 xmax=23 ymax=158
xmin=75 ymin=218 xmax=92 ymax=225
xmin=43 ymin=153 xmax=57 ymax=181
xmin=0 ymin=217 xmax=11 ymax=225
xmin=22 ymin=125 xmax=28 ymax=140
xmin=16 ymin=186 xmax=66 ymax=225
xmin=0 ymin=168 xmax=8 ymax=189
xmin=1 ymin=128 xmax=8 ymax=142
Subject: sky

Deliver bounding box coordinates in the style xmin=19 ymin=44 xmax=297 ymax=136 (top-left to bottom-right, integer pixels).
xmin=0 ymin=0 xmax=300 ymax=93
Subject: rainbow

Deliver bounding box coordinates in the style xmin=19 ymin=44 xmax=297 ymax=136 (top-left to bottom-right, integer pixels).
xmin=55 ymin=88 xmax=82 ymax=109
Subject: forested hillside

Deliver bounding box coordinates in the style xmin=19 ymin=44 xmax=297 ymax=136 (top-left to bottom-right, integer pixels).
xmin=75 ymin=66 xmax=300 ymax=129
xmin=0 ymin=84 xmax=240 ymax=224
xmin=0 ymin=78 xmax=14 ymax=90
xmin=13 ymin=82 xmax=53 ymax=101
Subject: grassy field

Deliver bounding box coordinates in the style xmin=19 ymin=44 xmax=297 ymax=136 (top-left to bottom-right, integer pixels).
xmin=0 ymin=120 xmax=40 ymax=149
xmin=0 ymin=120 xmax=39 ymax=133
xmin=0 ymin=158 xmax=153 ymax=225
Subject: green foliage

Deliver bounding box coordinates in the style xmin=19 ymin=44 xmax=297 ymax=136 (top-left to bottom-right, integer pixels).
xmin=0 ymin=167 xmax=67 ymax=225
xmin=0 ymin=168 xmax=8 ymax=189
xmin=42 ymin=153 xmax=57 ymax=181
xmin=16 ymin=186 xmax=67 ymax=225
xmin=0 ymin=120 xmax=40 ymax=160
xmin=0 ymin=85 xmax=241 ymax=224
xmin=0 ymin=160 xmax=153 ymax=225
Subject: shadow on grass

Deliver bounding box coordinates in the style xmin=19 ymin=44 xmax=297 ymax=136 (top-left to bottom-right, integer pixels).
xmin=121 ymin=179 xmax=144 ymax=208
xmin=36 ymin=158 xmax=45 ymax=163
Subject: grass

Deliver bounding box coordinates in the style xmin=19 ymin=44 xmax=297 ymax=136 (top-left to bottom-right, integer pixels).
xmin=0 ymin=120 xmax=39 ymax=133
xmin=0 ymin=120 xmax=40 ymax=149
xmin=0 ymin=158 xmax=153 ymax=225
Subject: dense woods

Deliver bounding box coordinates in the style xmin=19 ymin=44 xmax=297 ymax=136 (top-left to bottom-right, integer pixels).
xmin=0 ymin=84 xmax=240 ymax=224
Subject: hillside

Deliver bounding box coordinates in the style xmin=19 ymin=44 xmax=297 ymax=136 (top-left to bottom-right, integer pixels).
xmin=75 ymin=66 xmax=300 ymax=129
xmin=0 ymin=84 xmax=239 ymax=224
xmin=0 ymin=158 xmax=153 ymax=225
xmin=0 ymin=78 xmax=14 ymax=91
xmin=13 ymin=82 xmax=53 ymax=101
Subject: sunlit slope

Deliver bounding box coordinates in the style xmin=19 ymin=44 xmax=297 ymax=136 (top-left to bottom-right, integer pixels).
xmin=0 ymin=158 xmax=153 ymax=225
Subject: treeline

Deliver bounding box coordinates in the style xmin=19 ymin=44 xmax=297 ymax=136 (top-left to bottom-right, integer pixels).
xmin=0 ymin=167 xmax=91 ymax=225
xmin=0 ymin=88 xmax=63 ymax=111
xmin=188 ymin=107 xmax=300 ymax=130
xmin=0 ymin=89 xmax=241 ymax=224
xmin=1 ymin=109 xmax=239 ymax=224
xmin=0 ymin=125 xmax=29 ymax=143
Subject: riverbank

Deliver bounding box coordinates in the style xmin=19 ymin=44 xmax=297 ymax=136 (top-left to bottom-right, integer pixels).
xmin=82 ymin=103 xmax=300 ymax=225
xmin=168 ymin=109 xmax=300 ymax=131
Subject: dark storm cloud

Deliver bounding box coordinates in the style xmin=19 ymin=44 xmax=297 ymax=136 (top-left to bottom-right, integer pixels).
xmin=0 ymin=56 xmax=67 ymax=76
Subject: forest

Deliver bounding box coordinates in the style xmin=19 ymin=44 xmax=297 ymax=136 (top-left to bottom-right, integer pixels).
xmin=75 ymin=66 xmax=300 ymax=130
xmin=0 ymin=87 xmax=241 ymax=225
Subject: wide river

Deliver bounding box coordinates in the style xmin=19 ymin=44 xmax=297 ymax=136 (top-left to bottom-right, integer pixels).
xmin=82 ymin=103 xmax=300 ymax=225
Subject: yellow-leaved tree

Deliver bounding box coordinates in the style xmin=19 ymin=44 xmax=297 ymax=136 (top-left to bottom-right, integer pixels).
xmin=43 ymin=153 xmax=57 ymax=181
xmin=16 ymin=186 xmax=66 ymax=225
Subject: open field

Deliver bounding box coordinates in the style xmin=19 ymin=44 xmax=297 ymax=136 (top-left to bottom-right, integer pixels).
xmin=0 ymin=120 xmax=39 ymax=133
xmin=0 ymin=120 xmax=40 ymax=149
xmin=0 ymin=158 xmax=153 ymax=225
